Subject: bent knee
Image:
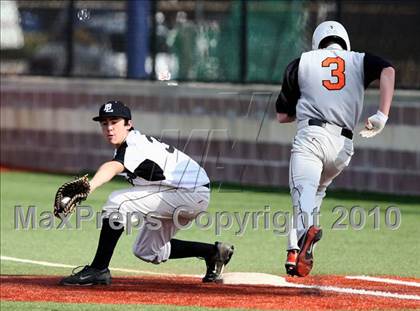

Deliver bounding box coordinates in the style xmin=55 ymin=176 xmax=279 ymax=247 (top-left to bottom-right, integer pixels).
xmin=132 ymin=246 xmax=164 ymax=265
xmin=105 ymin=189 xmax=128 ymax=207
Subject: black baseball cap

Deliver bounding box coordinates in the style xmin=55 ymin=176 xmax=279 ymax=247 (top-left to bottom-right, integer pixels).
xmin=92 ymin=100 xmax=132 ymax=121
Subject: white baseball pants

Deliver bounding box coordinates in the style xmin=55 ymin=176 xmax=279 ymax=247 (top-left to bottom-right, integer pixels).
xmin=287 ymin=120 xmax=354 ymax=250
xmin=102 ymin=185 xmax=210 ymax=264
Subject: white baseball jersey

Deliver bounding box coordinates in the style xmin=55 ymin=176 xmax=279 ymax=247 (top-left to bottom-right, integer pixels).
xmin=113 ymin=130 xmax=210 ymax=189
xmin=276 ymin=49 xmax=392 ymax=131
xmin=297 ymin=49 xmax=364 ymax=130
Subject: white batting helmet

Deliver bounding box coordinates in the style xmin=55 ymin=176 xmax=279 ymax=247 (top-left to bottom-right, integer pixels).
xmin=312 ymin=21 xmax=350 ymax=51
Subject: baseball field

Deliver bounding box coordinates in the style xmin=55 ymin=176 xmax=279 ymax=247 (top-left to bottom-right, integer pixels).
xmin=1 ymin=170 xmax=419 ymax=310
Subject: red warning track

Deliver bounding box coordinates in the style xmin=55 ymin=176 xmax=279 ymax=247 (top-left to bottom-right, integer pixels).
xmin=1 ymin=275 xmax=419 ymax=310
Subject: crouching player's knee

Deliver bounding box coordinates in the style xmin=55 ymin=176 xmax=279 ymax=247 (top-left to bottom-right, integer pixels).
xmin=132 ymin=244 xmax=169 ymax=265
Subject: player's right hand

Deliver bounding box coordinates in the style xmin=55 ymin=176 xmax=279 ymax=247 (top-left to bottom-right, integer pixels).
xmin=359 ymin=110 xmax=388 ymax=138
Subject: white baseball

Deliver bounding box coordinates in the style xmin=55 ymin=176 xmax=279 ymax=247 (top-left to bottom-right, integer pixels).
xmin=61 ymin=196 xmax=71 ymax=206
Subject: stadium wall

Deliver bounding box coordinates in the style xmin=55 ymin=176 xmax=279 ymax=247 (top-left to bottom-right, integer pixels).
xmin=1 ymin=76 xmax=419 ymax=195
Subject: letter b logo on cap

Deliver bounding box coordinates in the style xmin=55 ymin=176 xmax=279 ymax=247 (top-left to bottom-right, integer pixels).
xmin=104 ymin=103 xmax=114 ymax=112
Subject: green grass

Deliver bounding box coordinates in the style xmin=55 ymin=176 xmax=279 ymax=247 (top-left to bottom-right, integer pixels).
xmin=0 ymin=301 xmax=257 ymax=311
xmin=1 ymin=171 xmax=420 ymax=278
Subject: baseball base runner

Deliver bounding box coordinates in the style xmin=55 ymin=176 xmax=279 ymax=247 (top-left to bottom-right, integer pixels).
xmin=276 ymin=21 xmax=395 ymax=277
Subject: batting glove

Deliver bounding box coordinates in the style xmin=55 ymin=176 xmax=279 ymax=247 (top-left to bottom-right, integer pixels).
xmin=359 ymin=110 xmax=388 ymax=138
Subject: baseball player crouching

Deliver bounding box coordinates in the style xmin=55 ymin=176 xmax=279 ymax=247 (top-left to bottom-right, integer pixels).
xmin=276 ymin=21 xmax=395 ymax=277
xmin=60 ymin=100 xmax=234 ymax=285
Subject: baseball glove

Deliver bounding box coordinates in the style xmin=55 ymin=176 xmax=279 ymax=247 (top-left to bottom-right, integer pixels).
xmin=54 ymin=175 xmax=90 ymax=218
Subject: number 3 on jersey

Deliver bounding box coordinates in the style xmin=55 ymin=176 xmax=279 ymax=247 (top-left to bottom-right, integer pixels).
xmin=322 ymin=56 xmax=345 ymax=90
xmin=145 ymin=135 xmax=175 ymax=153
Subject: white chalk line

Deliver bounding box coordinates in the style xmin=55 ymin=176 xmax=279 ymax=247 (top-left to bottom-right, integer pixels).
xmin=1 ymin=255 xmax=419 ymax=301
xmin=291 ymin=283 xmax=420 ymax=301
xmin=346 ymin=275 xmax=420 ymax=288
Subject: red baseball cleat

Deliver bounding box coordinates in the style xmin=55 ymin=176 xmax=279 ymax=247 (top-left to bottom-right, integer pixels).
xmin=295 ymin=226 xmax=322 ymax=277
xmin=285 ymin=249 xmax=298 ymax=276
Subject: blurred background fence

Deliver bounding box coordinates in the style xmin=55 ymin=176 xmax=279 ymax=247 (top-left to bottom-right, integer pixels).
xmin=1 ymin=0 xmax=420 ymax=195
xmin=1 ymin=0 xmax=419 ymax=87
xmin=2 ymin=77 xmax=420 ymax=195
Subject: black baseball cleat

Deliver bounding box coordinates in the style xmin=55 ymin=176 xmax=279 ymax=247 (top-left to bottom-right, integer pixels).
xmin=59 ymin=265 xmax=111 ymax=286
xmin=295 ymin=226 xmax=322 ymax=277
xmin=202 ymin=242 xmax=234 ymax=283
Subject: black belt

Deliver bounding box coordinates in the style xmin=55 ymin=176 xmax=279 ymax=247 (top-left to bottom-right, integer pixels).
xmin=308 ymin=119 xmax=353 ymax=140
xmin=203 ymin=183 xmax=210 ymax=189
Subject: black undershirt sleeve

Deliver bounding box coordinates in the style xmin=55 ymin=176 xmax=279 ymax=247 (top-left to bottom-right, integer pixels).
xmin=275 ymin=58 xmax=300 ymax=117
xmin=363 ymin=53 xmax=393 ymax=88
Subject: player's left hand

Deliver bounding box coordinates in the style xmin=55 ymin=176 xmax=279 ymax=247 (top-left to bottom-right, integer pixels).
xmin=53 ymin=175 xmax=90 ymax=218
xmin=359 ymin=110 xmax=388 ymax=138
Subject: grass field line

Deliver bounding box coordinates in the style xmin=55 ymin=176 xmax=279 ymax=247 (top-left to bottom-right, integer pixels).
xmin=346 ymin=275 xmax=420 ymax=287
xmin=2 ymin=255 xmax=420 ymax=301
xmin=0 ymin=255 xmax=201 ymax=278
